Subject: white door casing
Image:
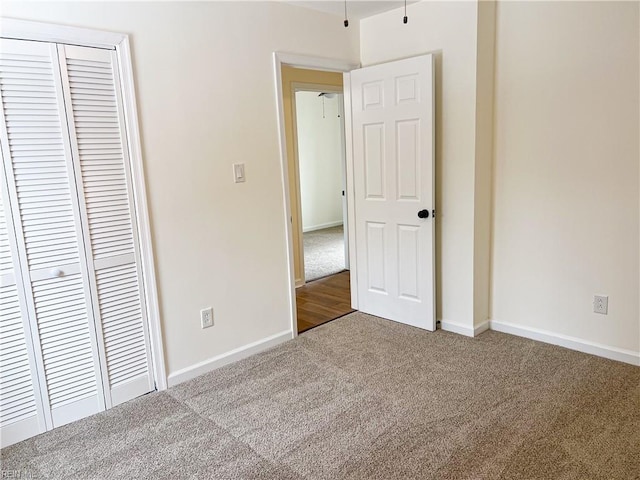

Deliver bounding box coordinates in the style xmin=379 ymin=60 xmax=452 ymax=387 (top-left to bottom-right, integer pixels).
xmin=338 ymin=93 xmax=350 ymax=270
xmin=272 ymin=53 xmax=359 ymax=337
xmin=349 ymin=54 xmax=435 ymax=330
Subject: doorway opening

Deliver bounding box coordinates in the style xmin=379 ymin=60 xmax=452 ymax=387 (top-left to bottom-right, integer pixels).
xmin=278 ymin=63 xmax=357 ymax=334
xmin=294 ymin=90 xmax=348 ymax=283
xmin=276 ymin=52 xmax=437 ymax=338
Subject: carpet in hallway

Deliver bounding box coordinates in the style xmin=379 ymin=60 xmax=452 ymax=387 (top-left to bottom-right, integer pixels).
xmin=303 ymin=225 xmax=345 ymax=281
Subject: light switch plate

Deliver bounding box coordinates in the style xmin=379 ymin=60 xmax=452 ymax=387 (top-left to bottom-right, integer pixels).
xmin=233 ymin=163 xmax=245 ymax=183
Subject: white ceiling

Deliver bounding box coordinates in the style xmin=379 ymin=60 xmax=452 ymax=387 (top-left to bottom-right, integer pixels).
xmin=287 ymin=0 xmax=417 ymax=21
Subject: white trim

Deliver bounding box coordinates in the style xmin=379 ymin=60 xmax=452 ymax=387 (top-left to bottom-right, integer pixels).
xmin=292 ymin=82 xmax=343 ymax=95
xmin=51 ymin=395 xmax=101 ymax=429
xmin=474 ymin=320 xmax=490 ymax=336
xmin=489 ymin=319 xmax=640 ymax=366
xmin=289 ymin=81 xmax=307 ymax=286
xmin=273 ymin=52 xmax=298 ymax=338
xmin=440 ymin=319 xmax=476 ymax=337
xmin=342 ymin=72 xmax=358 ymax=310
xmin=275 ymin=53 xmax=359 ymax=72
xmin=167 ymin=330 xmax=293 ymax=387
xmin=116 ymin=37 xmax=167 ymax=391
xmin=0 ymin=416 xmax=41 ymax=449
xmin=302 ymin=221 xmax=344 ymax=233
xmin=0 ymin=18 xmax=125 ymax=49
xmin=338 ymin=93 xmax=350 ymax=270
xmin=1 ymin=19 xmax=167 ymax=391
xmin=273 ymin=52 xmax=359 ymax=337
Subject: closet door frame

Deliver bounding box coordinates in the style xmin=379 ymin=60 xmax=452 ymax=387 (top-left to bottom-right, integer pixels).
xmin=1 ymin=18 xmax=167 ymax=391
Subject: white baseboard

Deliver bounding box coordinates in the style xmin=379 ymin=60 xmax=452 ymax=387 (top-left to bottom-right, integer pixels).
xmin=474 ymin=320 xmax=490 ymax=336
xmin=167 ymin=330 xmax=293 ymax=387
xmin=440 ymin=319 xmax=490 ymax=337
xmin=440 ymin=319 xmax=474 ymax=337
xmin=489 ymin=319 xmax=640 ymax=366
xmin=303 ymin=221 xmax=343 ymax=233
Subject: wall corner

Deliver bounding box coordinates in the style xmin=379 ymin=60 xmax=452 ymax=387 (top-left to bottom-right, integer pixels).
xmin=472 ymin=0 xmax=496 ymax=328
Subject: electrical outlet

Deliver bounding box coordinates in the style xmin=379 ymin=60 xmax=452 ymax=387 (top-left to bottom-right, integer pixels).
xmin=200 ymin=307 xmax=214 ymax=328
xmin=593 ymin=295 xmax=608 ymax=315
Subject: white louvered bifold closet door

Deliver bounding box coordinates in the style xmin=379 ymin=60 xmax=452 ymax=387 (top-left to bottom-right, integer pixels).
xmin=58 ymin=45 xmax=154 ymax=407
xmin=0 ymin=180 xmax=46 ymax=447
xmin=0 ymin=38 xmax=155 ymax=446
xmin=0 ymin=38 xmax=107 ymax=433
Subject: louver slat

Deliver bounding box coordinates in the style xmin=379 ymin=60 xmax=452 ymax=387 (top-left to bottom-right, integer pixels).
xmin=62 ymin=45 xmax=152 ymax=404
xmin=31 ymin=274 xmax=97 ymax=408
xmin=1 ymin=44 xmax=79 ymax=272
xmin=0 ymin=282 xmax=36 ymax=427
xmin=95 ymin=263 xmax=147 ymax=387
xmin=0 ymin=201 xmax=13 ymax=278
xmin=0 ymin=187 xmax=38 ymax=438
xmin=65 ymin=49 xmax=135 ymax=263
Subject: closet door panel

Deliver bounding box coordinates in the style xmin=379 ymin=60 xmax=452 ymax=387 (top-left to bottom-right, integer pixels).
xmin=0 ymin=184 xmax=45 ymax=447
xmin=60 ymin=45 xmax=154 ymax=406
xmin=0 ymin=39 xmax=105 ymax=428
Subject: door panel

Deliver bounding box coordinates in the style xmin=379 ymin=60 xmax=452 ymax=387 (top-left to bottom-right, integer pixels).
xmin=366 ymin=221 xmax=386 ymax=292
xmin=0 ymin=38 xmax=105 ymax=429
xmin=31 ymin=273 xmax=98 ymax=416
xmin=0 ymin=182 xmax=45 ymax=447
xmin=59 ymin=45 xmax=154 ymax=406
xmin=363 ymin=123 xmax=385 ymax=198
xmin=396 ymin=120 xmax=420 ymax=199
xmin=350 ymin=54 xmax=435 ymax=330
xmin=398 ymin=224 xmax=419 ymax=300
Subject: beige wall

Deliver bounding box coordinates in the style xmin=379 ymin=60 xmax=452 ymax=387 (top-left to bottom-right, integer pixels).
xmin=491 ymin=1 xmax=640 ymax=353
xmin=296 ymin=91 xmax=344 ymax=232
xmin=1 ymin=1 xmax=360 ymax=375
xmin=4 ymin=0 xmax=637 ymax=379
xmin=473 ymin=1 xmax=496 ymax=328
xmin=360 ymin=1 xmax=490 ymax=332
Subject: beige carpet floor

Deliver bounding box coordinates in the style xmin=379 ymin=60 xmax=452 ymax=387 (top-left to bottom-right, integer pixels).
xmin=303 ymin=225 xmax=345 ymax=281
xmin=2 ymin=312 xmax=639 ymax=479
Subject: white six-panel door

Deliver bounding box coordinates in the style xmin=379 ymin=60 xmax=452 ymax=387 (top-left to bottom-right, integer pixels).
xmin=349 ymin=55 xmax=435 ymax=330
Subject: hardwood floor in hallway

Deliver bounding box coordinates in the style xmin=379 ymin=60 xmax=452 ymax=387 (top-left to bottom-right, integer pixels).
xmin=296 ymin=270 xmax=354 ymax=333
